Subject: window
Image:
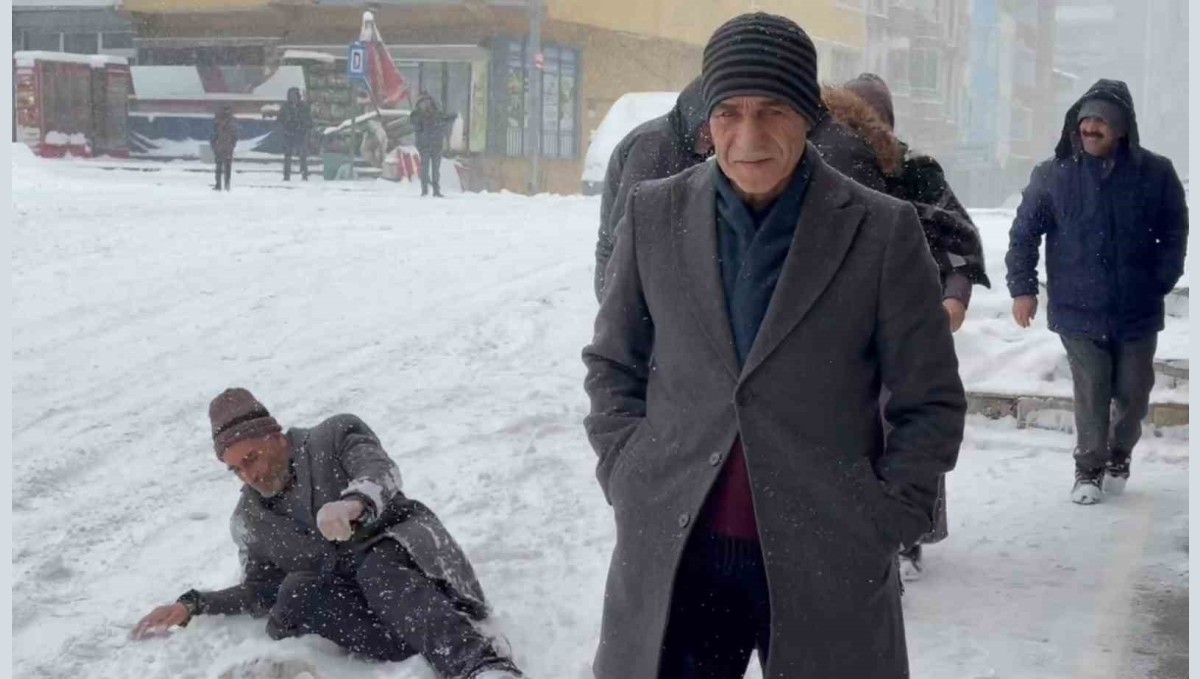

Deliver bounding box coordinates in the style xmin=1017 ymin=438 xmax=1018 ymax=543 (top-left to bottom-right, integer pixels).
xmin=909 ymin=49 xmax=941 ymax=93
xmin=25 ymin=31 xmax=62 ymax=52
xmin=1011 ymin=105 xmax=1032 ymax=141
xmin=101 ymin=32 xmax=134 ymax=50
xmin=492 ymin=40 xmax=579 ymax=159
xmin=1014 ymin=46 xmax=1036 ymax=87
xmin=831 ymin=48 xmax=863 ymax=83
xmin=63 ymin=33 xmax=100 ymax=55
xmin=887 ymin=49 xmax=909 ymax=88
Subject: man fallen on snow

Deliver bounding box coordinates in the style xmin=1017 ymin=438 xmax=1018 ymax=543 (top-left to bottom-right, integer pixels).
xmin=1005 ymin=80 xmax=1188 ymax=505
xmin=131 ymin=388 xmax=521 ymax=679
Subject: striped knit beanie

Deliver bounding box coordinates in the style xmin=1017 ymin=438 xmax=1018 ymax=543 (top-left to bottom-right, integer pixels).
xmin=209 ymin=388 xmax=282 ymax=457
xmin=702 ymin=12 xmax=821 ymax=124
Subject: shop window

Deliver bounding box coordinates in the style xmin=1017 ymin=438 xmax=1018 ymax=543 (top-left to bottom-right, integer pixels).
xmin=492 ymin=39 xmax=579 ymax=158
xmin=24 ymin=32 xmax=62 ymax=51
xmin=63 ymin=33 xmax=100 ymax=55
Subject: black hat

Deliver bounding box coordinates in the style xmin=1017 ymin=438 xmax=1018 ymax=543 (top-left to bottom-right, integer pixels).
xmin=701 ymin=12 xmax=821 ymax=124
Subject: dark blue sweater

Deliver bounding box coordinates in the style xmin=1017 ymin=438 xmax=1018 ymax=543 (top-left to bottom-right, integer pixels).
xmin=715 ymin=153 xmax=814 ymax=364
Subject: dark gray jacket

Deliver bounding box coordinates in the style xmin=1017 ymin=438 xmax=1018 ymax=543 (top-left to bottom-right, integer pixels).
xmin=583 ymin=148 xmax=965 ymax=678
xmin=411 ymin=94 xmax=455 ymax=153
xmin=594 ymin=78 xmax=709 ymax=299
xmin=193 ymin=414 xmax=487 ymax=621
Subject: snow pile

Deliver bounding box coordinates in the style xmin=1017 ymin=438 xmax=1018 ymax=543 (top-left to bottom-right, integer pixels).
xmin=11 ymin=161 xmax=1189 ymax=679
xmin=44 ymin=131 xmax=90 ymax=147
xmin=581 ymin=92 xmax=678 ymax=185
xmin=953 ymin=211 xmax=1189 ymax=402
xmin=13 ymin=50 xmax=127 ymax=68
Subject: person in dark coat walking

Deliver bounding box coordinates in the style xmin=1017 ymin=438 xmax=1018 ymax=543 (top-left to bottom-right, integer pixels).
xmin=583 ymin=13 xmax=965 ymax=678
xmin=593 ymin=76 xmax=713 ymax=300
xmin=210 ymin=106 xmax=238 ymax=191
xmin=411 ymin=93 xmax=456 ymax=197
xmin=1005 ymin=79 xmax=1188 ymax=505
xmin=823 ymin=73 xmax=991 ymax=580
xmin=280 ymin=87 xmax=313 ymax=181
xmin=131 ymin=389 xmax=521 ymax=679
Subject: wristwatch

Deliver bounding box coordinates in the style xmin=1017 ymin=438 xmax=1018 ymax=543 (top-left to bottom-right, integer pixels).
xmin=176 ymin=589 xmax=204 ymax=624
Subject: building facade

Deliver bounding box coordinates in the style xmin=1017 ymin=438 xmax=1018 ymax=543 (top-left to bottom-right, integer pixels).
xmin=115 ymin=0 xmax=866 ymax=193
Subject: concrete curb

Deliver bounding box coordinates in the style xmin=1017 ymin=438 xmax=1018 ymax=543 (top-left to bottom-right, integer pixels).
xmin=966 ymin=392 xmax=1189 ymax=430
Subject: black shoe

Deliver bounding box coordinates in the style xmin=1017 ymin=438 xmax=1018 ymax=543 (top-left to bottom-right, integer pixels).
xmin=1105 ymin=451 xmax=1131 ymax=494
xmin=1071 ymin=466 xmax=1104 ymax=505
xmin=213 ymin=184 xmax=222 ymax=191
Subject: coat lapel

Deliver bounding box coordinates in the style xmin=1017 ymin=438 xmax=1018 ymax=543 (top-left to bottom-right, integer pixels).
xmin=675 ymin=162 xmax=740 ymax=380
xmin=741 ymin=151 xmax=866 ymax=380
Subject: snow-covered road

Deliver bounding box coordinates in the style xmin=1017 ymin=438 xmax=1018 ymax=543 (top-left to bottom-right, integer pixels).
xmin=12 ymin=151 xmax=1188 ymax=679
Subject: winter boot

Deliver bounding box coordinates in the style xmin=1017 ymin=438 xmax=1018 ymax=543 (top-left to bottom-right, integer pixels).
xmin=1071 ymin=466 xmax=1104 ymax=505
xmin=1105 ymin=450 xmax=1131 ymax=495
xmin=898 ymin=544 xmax=924 ymax=582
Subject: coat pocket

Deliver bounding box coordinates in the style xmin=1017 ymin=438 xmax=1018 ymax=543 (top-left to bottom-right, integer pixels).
xmin=601 ymin=421 xmax=651 ymax=503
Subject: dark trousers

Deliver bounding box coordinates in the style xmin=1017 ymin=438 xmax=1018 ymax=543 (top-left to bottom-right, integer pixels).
xmin=1060 ymin=334 xmax=1158 ymax=470
xmin=283 ymin=141 xmax=308 ymax=181
xmin=419 ymin=148 xmax=442 ymax=194
xmin=266 ymin=541 xmax=511 ymax=678
xmin=660 ymin=533 xmax=771 ymax=678
xmin=214 ymin=158 xmax=232 ymax=190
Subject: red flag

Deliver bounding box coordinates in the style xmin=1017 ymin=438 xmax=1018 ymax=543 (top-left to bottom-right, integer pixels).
xmin=360 ymin=12 xmax=410 ymax=108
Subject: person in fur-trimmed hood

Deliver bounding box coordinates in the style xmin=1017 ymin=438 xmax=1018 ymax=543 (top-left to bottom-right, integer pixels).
xmin=131 ymin=389 xmax=521 ymax=679
xmin=811 ymin=73 xmax=990 ymax=582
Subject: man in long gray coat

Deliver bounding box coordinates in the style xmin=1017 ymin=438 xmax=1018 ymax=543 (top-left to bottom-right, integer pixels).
xmin=583 ymin=12 xmax=966 ymax=678
xmin=131 ymin=388 xmax=520 ymax=679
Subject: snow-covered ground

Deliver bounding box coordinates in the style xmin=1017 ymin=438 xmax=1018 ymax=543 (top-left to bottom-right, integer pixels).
xmin=11 ymin=149 xmax=1188 ymax=679
xmin=956 ymin=210 xmax=1190 ymax=403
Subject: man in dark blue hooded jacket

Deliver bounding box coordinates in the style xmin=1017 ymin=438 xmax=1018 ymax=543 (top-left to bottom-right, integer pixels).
xmin=1006 ymin=79 xmax=1188 ymax=505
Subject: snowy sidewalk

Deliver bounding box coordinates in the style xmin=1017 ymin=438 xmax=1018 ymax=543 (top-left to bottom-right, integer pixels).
xmin=11 ymin=152 xmax=1189 ymax=679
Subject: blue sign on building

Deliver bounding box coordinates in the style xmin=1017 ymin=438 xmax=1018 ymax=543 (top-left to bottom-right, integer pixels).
xmin=347 ymin=41 xmax=367 ymax=79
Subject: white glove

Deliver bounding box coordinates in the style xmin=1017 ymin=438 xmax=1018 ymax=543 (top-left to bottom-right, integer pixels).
xmin=316 ymin=499 xmax=365 ymax=541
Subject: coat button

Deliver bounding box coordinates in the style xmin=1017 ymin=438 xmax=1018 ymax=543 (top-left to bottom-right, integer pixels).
xmin=678 ymin=513 xmax=690 ymax=528
xmin=709 ymin=451 xmax=723 ymax=466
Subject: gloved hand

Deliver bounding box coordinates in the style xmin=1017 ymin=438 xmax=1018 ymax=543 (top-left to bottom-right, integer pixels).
xmin=316 ymin=498 xmax=366 ymax=542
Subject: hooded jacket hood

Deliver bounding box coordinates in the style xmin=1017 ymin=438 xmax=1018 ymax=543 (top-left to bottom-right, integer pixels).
xmin=820 ymin=86 xmax=904 ymax=176
xmin=1056 ymin=79 xmax=1141 ymax=160
xmin=668 ymin=77 xmax=708 ymax=154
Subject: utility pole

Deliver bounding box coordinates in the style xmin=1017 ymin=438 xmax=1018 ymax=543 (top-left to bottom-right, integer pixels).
xmin=526 ymin=0 xmax=543 ymax=194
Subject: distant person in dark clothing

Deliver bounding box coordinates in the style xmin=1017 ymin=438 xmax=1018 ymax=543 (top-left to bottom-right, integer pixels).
xmin=411 ymin=93 xmax=456 ymax=197
xmin=210 ymin=106 xmax=238 ymax=191
xmin=280 ymin=87 xmax=312 ymax=181
xmin=1006 ymin=79 xmax=1188 ymax=505
xmin=593 ymin=76 xmax=713 ymax=300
